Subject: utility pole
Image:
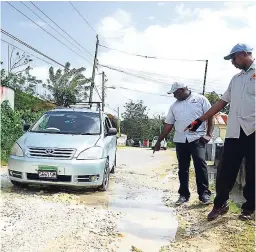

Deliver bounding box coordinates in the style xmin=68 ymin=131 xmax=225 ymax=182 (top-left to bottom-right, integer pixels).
xmin=118 ymin=106 xmax=121 ymax=137
xmin=7 ymin=44 xmax=10 ymax=73
xmin=202 ymin=60 xmax=208 ymax=95
xmin=159 ymin=115 xmax=161 ymax=134
xmin=102 ymin=71 xmax=105 ymax=111
xmin=89 ymin=35 xmax=99 ymax=104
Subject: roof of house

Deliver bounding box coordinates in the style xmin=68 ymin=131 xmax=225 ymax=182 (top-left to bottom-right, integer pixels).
xmin=214 ymin=113 xmax=227 ymax=125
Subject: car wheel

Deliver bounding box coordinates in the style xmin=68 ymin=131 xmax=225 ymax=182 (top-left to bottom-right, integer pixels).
xmin=163 ymin=147 xmax=167 ymax=150
xmin=10 ymin=180 xmax=28 ymax=188
xmin=99 ymin=159 xmax=110 ymax=191
xmin=110 ymin=154 xmax=116 ymax=174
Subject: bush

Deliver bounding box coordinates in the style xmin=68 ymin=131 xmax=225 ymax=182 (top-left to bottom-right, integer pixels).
xmin=1 ymin=101 xmax=44 ymax=163
xmin=167 ymin=141 xmax=175 ymax=148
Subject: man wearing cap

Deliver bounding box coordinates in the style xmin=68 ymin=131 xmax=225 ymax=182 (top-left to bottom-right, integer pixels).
xmin=186 ymin=43 xmax=255 ymax=221
xmin=155 ymin=82 xmax=214 ymax=205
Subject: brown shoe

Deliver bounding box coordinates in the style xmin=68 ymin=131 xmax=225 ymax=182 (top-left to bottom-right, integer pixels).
xmin=239 ymin=209 xmax=255 ymax=221
xmin=207 ymin=203 xmax=229 ymax=221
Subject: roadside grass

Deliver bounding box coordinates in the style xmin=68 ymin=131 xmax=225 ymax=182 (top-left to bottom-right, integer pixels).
xmin=162 ymin=154 xmax=255 ymax=252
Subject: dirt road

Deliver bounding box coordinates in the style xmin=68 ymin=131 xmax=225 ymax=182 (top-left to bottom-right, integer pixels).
xmin=1 ymin=148 xmax=254 ymax=252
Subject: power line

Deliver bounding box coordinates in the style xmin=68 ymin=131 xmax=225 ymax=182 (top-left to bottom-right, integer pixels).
xmin=69 ymin=1 xmax=98 ymax=35
xmin=1 ymin=39 xmax=58 ymax=67
xmin=20 ymin=1 xmax=92 ymax=61
xmin=115 ymin=86 xmax=171 ymax=97
xmin=99 ymin=44 xmax=206 ymax=62
xmin=1 ymin=29 xmax=65 ymax=67
xmin=99 ymin=64 xmax=202 ymax=93
xmin=6 ymin=1 xmax=91 ymax=63
xmin=30 ymin=1 xmax=94 ymax=58
xmin=94 ymin=85 xmax=102 ymax=100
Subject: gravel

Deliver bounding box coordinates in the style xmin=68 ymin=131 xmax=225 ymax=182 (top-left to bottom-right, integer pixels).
xmin=1 ymin=179 xmax=122 ymax=252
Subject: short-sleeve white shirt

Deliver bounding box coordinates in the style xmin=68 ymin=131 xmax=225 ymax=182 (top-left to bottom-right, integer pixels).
xmin=165 ymin=92 xmax=211 ymax=143
xmin=221 ymin=62 xmax=255 ymax=138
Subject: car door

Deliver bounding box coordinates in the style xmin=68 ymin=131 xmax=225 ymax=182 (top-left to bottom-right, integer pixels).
xmin=105 ymin=117 xmax=116 ymax=168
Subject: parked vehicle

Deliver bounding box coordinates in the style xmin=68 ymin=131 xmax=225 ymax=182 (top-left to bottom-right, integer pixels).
xmin=132 ymin=138 xmax=142 ymax=147
xmin=8 ymin=103 xmax=117 ymax=191
xmin=151 ymin=136 xmax=167 ymax=150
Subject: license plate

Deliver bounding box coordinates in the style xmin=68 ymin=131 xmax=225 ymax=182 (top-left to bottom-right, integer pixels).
xmin=38 ymin=166 xmax=57 ymax=179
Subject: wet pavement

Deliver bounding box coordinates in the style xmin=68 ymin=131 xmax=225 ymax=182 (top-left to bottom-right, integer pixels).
xmin=79 ymin=148 xmax=179 ymax=251
xmin=1 ymin=148 xmax=179 ymax=252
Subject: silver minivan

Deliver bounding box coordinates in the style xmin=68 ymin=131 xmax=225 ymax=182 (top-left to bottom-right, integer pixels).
xmin=8 ymin=105 xmax=117 ymax=191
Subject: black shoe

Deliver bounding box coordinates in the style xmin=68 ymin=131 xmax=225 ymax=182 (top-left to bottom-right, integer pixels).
xmin=200 ymin=194 xmax=211 ymax=205
xmin=239 ymin=209 xmax=255 ymax=221
xmin=175 ymin=196 xmax=189 ymax=206
xmin=207 ymin=203 xmax=229 ymax=221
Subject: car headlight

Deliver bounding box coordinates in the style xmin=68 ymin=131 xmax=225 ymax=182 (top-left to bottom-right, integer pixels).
xmin=10 ymin=143 xmax=24 ymax=157
xmin=77 ymin=147 xmax=103 ymax=160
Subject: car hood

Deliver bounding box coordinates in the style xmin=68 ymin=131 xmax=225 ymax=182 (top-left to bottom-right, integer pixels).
xmin=18 ymin=132 xmax=101 ymax=153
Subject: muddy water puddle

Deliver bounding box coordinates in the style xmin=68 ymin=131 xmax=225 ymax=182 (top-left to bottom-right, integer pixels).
xmin=80 ymin=180 xmax=178 ymax=252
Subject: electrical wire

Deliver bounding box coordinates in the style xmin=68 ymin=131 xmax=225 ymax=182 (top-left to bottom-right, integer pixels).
xmin=30 ymin=1 xmax=94 ymax=58
xmin=6 ymin=1 xmax=91 ymax=63
xmin=1 ymin=39 xmax=58 ymax=67
xmin=99 ymin=44 xmax=207 ymax=62
xmin=94 ymin=85 xmax=102 ymax=100
xmin=115 ymin=86 xmax=171 ymax=97
xmin=20 ymin=1 xmax=92 ymax=61
xmin=1 ymin=29 xmax=65 ymax=67
xmin=99 ymin=64 xmax=202 ymax=93
xmin=69 ymin=1 xmax=98 ymax=35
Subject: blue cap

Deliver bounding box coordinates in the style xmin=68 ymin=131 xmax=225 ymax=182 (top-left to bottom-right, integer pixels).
xmin=224 ymin=43 xmax=253 ymax=60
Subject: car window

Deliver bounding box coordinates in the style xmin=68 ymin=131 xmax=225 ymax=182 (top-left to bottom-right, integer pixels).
xmin=105 ymin=117 xmax=112 ymax=129
xmin=103 ymin=117 xmax=108 ymax=135
xmin=31 ymin=111 xmax=101 ymax=135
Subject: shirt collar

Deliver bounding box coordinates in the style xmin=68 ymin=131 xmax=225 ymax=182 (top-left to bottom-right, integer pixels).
xmin=238 ymin=60 xmax=255 ymax=75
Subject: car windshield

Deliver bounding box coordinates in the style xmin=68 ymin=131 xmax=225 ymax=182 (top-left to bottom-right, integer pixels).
xmin=30 ymin=111 xmax=101 ymax=135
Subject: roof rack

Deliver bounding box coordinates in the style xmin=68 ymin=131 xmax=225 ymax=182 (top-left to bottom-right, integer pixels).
xmin=69 ymin=102 xmax=102 ymax=111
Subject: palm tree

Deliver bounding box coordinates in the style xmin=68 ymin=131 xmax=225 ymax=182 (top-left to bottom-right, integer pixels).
xmin=44 ymin=62 xmax=91 ymax=106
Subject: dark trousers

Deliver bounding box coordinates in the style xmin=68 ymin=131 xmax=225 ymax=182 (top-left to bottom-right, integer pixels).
xmin=176 ymin=139 xmax=211 ymax=199
xmin=214 ymin=128 xmax=255 ymax=211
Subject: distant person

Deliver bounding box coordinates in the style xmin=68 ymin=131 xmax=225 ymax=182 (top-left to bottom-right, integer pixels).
xmin=185 ymin=43 xmax=255 ymax=221
xmin=155 ymin=83 xmax=214 ymax=205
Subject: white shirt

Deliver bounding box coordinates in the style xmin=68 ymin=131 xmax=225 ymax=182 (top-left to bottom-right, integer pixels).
xmin=221 ymin=62 xmax=255 ymax=138
xmin=165 ymin=92 xmax=212 ymax=143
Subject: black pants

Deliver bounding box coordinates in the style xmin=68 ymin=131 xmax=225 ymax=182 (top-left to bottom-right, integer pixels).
xmin=176 ymin=139 xmax=211 ymax=199
xmin=214 ymin=129 xmax=255 ymax=211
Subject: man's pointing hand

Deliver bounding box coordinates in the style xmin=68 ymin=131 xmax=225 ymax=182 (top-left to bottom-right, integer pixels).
xmin=184 ymin=118 xmax=203 ymax=132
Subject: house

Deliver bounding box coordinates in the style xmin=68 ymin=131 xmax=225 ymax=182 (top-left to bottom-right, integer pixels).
xmin=205 ymin=113 xmax=227 ymax=162
xmin=212 ymin=112 xmax=228 ymax=141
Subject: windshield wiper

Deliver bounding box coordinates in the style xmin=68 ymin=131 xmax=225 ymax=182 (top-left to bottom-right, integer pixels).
xmin=80 ymin=133 xmax=100 ymax=135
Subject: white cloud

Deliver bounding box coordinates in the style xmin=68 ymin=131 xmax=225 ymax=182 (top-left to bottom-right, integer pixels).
xmin=19 ymin=20 xmax=46 ymax=28
xmin=157 ymin=2 xmax=165 ymax=6
xmin=95 ymin=3 xmax=256 ymax=117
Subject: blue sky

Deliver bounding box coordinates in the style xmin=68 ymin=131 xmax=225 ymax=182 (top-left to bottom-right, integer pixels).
xmin=1 ymin=1 xmax=224 ymax=68
xmin=1 ymin=1 xmax=255 ymax=116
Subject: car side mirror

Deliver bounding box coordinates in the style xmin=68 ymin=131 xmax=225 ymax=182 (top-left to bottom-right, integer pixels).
xmin=23 ymin=124 xmax=30 ymax=131
xmin=108 ymin=128 xmax=117 ymax=136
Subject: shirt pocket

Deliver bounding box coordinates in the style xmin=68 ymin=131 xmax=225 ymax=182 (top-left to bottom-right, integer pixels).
xmin=247 ymin=79 xmax=255 ymax=96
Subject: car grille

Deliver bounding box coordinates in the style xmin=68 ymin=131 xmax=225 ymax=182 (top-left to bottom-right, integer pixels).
xmin=27 ymin=147 xmax=76 ymax=159
xmin=26 ymin=173 xmax=72 ymax=182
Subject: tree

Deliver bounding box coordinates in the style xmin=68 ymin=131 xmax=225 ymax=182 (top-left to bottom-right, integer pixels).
xmin=205 ymin=91 xmax=230 ymax=114
xmin=8 ymin=47 xmax=33 ymax=73
xmin=121 ymin=100 xmax=149 ymax=139
xmin=121 ymin=100 xmax=175 ymax=141
xmin=1 ymin=62 xmax=42 ymax=95
xmin=44 ymin=62 xmax=91 ymax=107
